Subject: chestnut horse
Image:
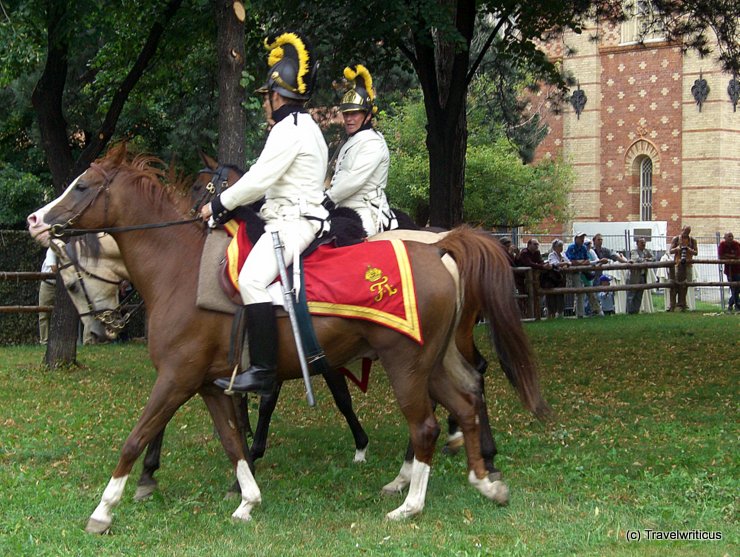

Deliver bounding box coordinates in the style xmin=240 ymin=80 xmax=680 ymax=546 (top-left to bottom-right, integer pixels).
xmin=28 ymin=145 xmax=546 ymax=533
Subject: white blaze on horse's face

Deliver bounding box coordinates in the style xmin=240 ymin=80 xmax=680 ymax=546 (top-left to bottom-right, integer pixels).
xmin=27 ymin=173 xmax=87 ymax=246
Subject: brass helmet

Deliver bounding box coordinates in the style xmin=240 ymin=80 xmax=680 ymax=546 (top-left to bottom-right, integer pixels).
xmin=256 ymin=32 xmax=317 ymax=101
xmin=340 ymin=65 xmax=378 ymax=114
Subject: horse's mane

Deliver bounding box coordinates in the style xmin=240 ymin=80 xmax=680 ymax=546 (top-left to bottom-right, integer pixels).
xmin=95 ymin=143 xmax=194 ymax=218
xmin=67 ymin=233 xmax=102 ymax=263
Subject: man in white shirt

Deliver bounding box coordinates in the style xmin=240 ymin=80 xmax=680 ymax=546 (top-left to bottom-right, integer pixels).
xmin=38 ymin=247 xmax=57 ymax=344
xmin=200 ymin=32 xmax=328 ymax=394
xmin=324 ymin=65 xmax=397 ymax=236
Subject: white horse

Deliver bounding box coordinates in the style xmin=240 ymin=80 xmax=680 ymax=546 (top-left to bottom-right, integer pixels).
xmin=51 ymin=233 xmax=128 ymax=344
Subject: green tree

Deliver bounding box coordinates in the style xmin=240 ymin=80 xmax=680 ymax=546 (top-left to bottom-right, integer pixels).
xmin=381 ymin=95 xmax=573 ymax=229
xmin=0 ymin=165 xmax=51 ymax=229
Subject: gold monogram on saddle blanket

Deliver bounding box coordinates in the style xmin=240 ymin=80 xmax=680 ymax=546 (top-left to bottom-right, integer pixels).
xmin=365 ymin=266 xmax=398 ymax=302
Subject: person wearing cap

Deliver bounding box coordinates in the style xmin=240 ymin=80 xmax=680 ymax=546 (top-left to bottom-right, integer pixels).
xmin=627 ymin=236 xmax=654 ymax=314
xmin=597 ymin=274 xmax=616 ymax=315
xmin=565 ymin=232 xmax=592 ymax=317
xmin=324 ymin=64 xmax=397 ymax=236
xmin=200 ymin=32 xmax=329 ymax=394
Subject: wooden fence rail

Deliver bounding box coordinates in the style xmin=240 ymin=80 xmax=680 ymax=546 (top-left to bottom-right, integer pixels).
xmin=0 ymin=271 xmax=57 ymax=314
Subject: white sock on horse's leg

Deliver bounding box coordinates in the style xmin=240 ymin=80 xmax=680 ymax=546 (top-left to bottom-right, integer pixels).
xmin=231 ymin=459 xmax=261 ymax=521
xmin=86 ymin=475 xmax=129 ymax=533
xmin=386 ymin=458 xmax=430 ymax=520
xmin=381 ymin=459 xmax=413 ymax=495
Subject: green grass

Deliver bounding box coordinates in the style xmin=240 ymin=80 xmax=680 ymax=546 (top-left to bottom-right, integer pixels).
xmin=1 ymin=313 xmax=737 ymax=556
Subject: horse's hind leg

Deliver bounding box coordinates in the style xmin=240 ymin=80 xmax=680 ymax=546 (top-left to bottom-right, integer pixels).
xmin=134 ymin=428 xmax=165 ymax=501
xmin=474 ymin=372 xmax=501 ymax=479
xmin=200 ymin=390 xmax=261 ymax=521
xmin=430 ymin=351 xmax=509 ymax=506
xmin=323 ymin=369 xmax=369 ymax=462
xmin=86 ymin=378 xmax=194 ymax=534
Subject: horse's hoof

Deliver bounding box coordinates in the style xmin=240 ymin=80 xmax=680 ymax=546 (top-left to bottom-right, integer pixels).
xmin=353 ymin=447 xmax=367 ymax=463
xmin=231 ymin=502 xmax=255 ymax=522
xmin=488 ymin=470 xmax=503 ymax=482
xmin=489 ymin=480 xmax=509 ymax=505
xmin=134 ymin=483 xmax=156 ymax=501
xmin=469 ymin=471 xmax=510 ymax=506
xmin=85 ymin=517 xmax=111 ymax=535
xmin=386 ymin=503 xmax=421 ymax=520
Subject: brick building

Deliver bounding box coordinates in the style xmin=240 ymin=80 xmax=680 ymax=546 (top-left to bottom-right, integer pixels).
xmin=533 ymin=13 xmax=740 ymax=238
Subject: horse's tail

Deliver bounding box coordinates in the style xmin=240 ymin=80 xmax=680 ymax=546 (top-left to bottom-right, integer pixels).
xmin=436 ymin=225 xmax=551 ymax=420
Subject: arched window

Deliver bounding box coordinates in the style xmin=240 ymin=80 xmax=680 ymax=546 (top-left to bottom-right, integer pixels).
xmin=639 ymin=156 xmax=653 ymax=221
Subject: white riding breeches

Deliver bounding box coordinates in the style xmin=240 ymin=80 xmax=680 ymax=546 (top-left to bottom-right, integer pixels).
xmin=238 ymin=218 xmax=321 ymax=305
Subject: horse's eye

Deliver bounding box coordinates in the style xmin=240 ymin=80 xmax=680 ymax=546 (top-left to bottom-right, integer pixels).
xmin=75 ymin=181 xmax=88 ymax=191
xmin=68 ymin=282 xmax=78 ymax=293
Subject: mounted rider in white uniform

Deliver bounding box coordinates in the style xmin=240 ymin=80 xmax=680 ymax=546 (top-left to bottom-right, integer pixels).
xmin=324 ymin=65 xmax=397 ymax=236
xmin=200 ymin=32 xmax=329 ymax=395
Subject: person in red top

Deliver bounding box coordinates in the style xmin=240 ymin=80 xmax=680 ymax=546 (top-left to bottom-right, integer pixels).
xmin=718 ymin=231 xmax=740 ymax=311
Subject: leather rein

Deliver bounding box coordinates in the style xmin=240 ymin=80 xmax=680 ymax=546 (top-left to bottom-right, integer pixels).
xmin=50 ymin=163 xmax=200 ymax=239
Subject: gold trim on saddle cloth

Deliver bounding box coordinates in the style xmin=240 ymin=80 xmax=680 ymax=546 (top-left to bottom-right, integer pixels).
xmin=224 ymin=220 xmax=241 ymax=291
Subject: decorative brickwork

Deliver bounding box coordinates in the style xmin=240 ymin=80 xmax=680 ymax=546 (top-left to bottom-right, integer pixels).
xmin=532 ymin=26 xmax=739 ymax=238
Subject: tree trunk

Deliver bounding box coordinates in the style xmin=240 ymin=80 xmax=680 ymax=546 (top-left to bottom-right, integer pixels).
xmin=215 ymin=0 xmax=247 ymax=167
xmin=44 ymin=281 xmax=80 ymax=368
xmin=427 ymin=108 xmax=468 ymax=228
xmin=411 ymin=0 xmax=475 ymax=228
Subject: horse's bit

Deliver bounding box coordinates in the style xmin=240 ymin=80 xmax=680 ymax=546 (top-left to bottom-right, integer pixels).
xmin=57 ymin=244 xmax=143 ymax=338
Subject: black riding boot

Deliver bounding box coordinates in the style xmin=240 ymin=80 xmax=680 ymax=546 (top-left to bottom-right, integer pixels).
xmin=214 ymin=302 xmax=277 ymax=395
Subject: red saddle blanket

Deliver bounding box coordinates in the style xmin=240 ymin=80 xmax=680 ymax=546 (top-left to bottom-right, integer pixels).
xmin=222 ymin=221 xmax=423 ymax=344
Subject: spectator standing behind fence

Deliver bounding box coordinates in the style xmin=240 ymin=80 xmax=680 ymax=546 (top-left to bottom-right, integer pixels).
xmin=499 ymin=237 xmax=517 ymax=266
xmin=38 ymin=247 xmax=57 ymax=345
xmin=544 ymin=239 xmax=570 ymax=318
xmin=566 ymin=232 xmax=593 ymax=318
xmin=668 ymin=225 xmax=698 ymax=312
xmin=718 ymin=231 xmax=740 ymax=311
xmin=626 ymin=237 xmax=654 ymax=314
xmin=597 ymin=274 xmax=616 ymax=315
xmin=515 ymin=238 xmax=552 ymax=316
xmin=593 ymin=233 xmax=630 ymax=264
xmin=584 ymin=237 xmax=606 ymax=316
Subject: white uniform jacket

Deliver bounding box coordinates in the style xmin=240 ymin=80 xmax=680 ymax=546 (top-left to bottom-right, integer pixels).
xmin=220 ymin=111 xmax=329 ymax=225
xmin=327 ymin=128 xmax=393 ymax=235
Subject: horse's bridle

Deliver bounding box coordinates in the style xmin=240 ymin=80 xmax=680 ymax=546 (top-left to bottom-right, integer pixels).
xmin=50 ymin=163 xmax=200 ymax=239
xmin=190 ymin=165 xmax=233 ymax=213
xmin=57 ymin=244 xmax=144 ymax=337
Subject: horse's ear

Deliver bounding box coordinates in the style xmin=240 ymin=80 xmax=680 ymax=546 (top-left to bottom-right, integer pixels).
xmin=198 ymin=150 xmax=218 ymax=170
xmin=105 ymin=142 xmax=128 ymax=165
